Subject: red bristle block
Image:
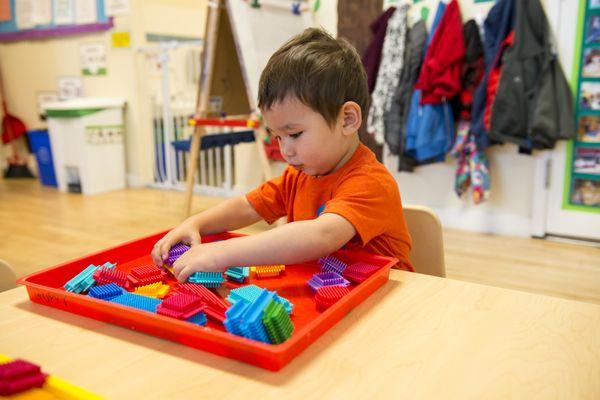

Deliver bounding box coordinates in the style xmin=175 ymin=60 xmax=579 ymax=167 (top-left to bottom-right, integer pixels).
xmin=176 ymin=283 xmax=229 ymax=311
xmin=174 ymin=284 xmax=228 ymax=322
xmin=93 ymin=268 xmax=130 ymax=289
xmin=315 ymin=286 xmax=350 ymax=312
xmin=127 ymin=265 xmax=167 ymax=287
xmin=157 ymin=293 xmax=206 ymax=320
xmin=0 ymin=360 xmax=48 ymax=396
xmin=342 ymin=262 xmax=380 ymax=283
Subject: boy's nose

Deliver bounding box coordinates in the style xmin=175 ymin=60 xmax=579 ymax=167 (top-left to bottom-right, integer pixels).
xmin=280 ymin=141 xmax=295 ymax=158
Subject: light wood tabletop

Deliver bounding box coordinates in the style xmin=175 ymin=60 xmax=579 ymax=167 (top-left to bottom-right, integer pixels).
xmin=1 ymin=270 xmax=599 ymax=399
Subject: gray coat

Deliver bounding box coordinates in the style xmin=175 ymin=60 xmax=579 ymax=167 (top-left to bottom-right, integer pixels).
xmin=384 ymin=20 xmax=427 ymax=169
xmin=489 ymin=0 xmax=575 ymax=149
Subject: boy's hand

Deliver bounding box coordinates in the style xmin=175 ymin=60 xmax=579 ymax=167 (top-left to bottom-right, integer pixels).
xmin=151 ymin=219 xmax=201 ymax=267
xmin=172 ymin=242 xmax=227 ymax=282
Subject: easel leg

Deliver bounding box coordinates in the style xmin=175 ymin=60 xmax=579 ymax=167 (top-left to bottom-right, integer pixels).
xmin=184 ymin=130 xmax=202 ymax=218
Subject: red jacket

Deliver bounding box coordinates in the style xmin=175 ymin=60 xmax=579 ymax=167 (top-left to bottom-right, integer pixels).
xmin=415 ymin=0 xmax=465 ymax=104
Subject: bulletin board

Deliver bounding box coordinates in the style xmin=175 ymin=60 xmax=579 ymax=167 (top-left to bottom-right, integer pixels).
xmin=0 ymin=0 xmax=113 ymax=42
xmin=567 ymin=0 xmax=600 ymax=210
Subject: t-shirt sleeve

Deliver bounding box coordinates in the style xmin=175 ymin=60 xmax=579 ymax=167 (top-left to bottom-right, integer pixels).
xmin=245 ymin=168 xmax=291 ymax=224
xmin=322 ymin=172 xmax=400 ymax=246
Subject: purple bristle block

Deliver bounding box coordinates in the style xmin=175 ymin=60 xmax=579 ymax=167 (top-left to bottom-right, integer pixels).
xmin=307 ymin=271 xmax=350 ymax=292
xmin=165 ymin=242 xmax=190 ymax=265
xmin=319 ymin=255 xmax=347 ymax=274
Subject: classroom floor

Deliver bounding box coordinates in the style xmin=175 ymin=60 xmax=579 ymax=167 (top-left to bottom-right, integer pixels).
xmin=1 ymin=178 xmax=599 ymax=305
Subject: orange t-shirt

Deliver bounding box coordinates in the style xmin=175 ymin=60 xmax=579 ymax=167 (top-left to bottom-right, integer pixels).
xmin=246 ymin=143 xmax=413 ymax=271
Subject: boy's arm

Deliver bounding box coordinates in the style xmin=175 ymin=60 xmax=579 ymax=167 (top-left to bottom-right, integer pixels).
xmin=151 ymin=196 xmax=262 ymax=266
xmin=172 ymin=213 xmax=356 ymax=282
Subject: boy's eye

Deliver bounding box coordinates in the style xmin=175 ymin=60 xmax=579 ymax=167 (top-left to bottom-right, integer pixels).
xmin=290 ymin=131 xmax=303 ymax=139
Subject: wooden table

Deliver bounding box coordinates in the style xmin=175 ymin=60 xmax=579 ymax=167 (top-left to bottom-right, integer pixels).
xmin=1 ymin=270 xmax=599 ymax=399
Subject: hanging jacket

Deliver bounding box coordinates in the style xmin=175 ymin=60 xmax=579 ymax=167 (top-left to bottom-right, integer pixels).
xmin=484 ymin=31 xmax=515 ymax=131
xmin=470 ymin=0 xmax=516 ymax=149
xmin=453 ymin=19 xmax=485 ymax=121
xmin=362 ymin=7 xmax=397 ymax=93
xmin=367 ymin=5 xmax=409 ymax=144
xmin=414 ymin=0 xmax=465 ymax=105
xmin=405 ymin=2 xmax=455 ymax=163
xmin=488 ymin=0 xmax=576 ymax=149
xmin=384 ymin=19 xmax=427 ymax=160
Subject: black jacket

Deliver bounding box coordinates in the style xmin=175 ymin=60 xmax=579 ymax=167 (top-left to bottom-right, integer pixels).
xmin=489 ymin=0 xmax=575 ymax=149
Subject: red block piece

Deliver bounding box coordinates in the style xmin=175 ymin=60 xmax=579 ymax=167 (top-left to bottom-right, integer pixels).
xmin=176 ymin=283 xmax=229 ymax=311
xmin=127 ymin=265 xmax=167 ymax=288
xmin=157 ymin=293 xmax=206 ymax=320
xmin=342 ymin=262 xmax=381 ymax=283
xmin=315 ymin=286 xmax=350 ymax=312
xmin=93 ymin=268 xmax=130 ymax=289
xmin=0 ymin=359 xmax=48 ymax=396
xmin=175 ymin=283 xmax=229 ymax=323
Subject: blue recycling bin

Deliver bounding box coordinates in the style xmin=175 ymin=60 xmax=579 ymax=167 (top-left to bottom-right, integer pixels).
xmin=26 ymin=129 xmax=58 ymax=187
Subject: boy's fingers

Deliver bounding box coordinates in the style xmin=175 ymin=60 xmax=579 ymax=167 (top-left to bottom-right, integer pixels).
xmin=159 ymin=237 xmax=177 ymax=262
xmin=172 ymin=257 xmax=185 ymax=279
xmin=189 ymin=232 xmax=201 ymax=246
xmin=177 ymin=265 xmax=193 ymax=283
xmin=151 ymin=235 xmax=176 ymax=267
xmin=151 ymin=240 xmax=164 ymax=266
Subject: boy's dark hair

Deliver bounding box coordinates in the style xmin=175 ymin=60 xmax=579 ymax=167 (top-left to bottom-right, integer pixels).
xmin=258 ymin=28 xmax=369 ymax=126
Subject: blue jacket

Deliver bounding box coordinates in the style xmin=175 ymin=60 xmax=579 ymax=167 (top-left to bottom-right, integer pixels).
xmin=405 ymin=2 xmax=454 ymax=163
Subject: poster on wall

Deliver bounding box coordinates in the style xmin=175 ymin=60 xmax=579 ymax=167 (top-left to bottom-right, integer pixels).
xmin=74 ymin=0 xmax=97 ymax=25
xmin=32 ymin=0 xmax=51 ymax=26
xmin=80 ymin=42 xmax=107 ymax=76
xmin=111 ymin=31 xmax=130 ymax=48
xmin=57 ymin=76 xmax=83 ymax=100
xmin=105 ymin=0 xmax=129 ymax=16
xmin=569 ymin=0 xmax=600 ymax=210
xmin=0 ymin=0 xmax=10 ymax=22
xmin=15 ymin=0 xmax=35 ymax=29
xmin=53 ymin=0 xmax=75 ymax=25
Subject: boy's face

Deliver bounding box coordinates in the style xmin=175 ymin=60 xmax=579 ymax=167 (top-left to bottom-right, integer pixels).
xmin=262 ymin=96 xmax=355 ymax=176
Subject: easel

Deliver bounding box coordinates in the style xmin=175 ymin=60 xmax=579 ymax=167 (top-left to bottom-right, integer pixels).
xmin=183 ymin=0 xmax=274 ymax=218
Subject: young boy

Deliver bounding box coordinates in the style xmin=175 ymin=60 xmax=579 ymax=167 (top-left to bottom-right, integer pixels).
xmin=151 ymin=28 xmax=413 ymax=282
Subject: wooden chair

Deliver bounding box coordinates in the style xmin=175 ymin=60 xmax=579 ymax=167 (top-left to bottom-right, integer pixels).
xmin=0 ymin=259 xmax=17 ymax=292
xmin=403 ymin=205 xmax=446 ymax=277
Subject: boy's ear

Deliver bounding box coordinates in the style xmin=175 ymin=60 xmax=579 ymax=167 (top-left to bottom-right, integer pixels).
xmin=340 ymin=101 xmax=362 ymax=135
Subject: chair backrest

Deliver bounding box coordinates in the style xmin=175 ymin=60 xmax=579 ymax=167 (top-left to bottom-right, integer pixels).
xmin=403 ymin=205 xmax=446 ymax=277
xmin=0 ymin=259 xmax=17 ymax=292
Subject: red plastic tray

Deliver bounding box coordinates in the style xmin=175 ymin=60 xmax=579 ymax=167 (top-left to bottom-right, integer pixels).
xmin=18 ymin=231 xmax=396 ymax=371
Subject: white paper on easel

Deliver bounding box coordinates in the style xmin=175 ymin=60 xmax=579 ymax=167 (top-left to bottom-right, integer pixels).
xmin=75 ymin=0 xmax=97 ymax=24
xmin=54 ymin=0 xmax=75 ymax=25
xmin=225 ymin=0 xmax=314 ymax=110
xmin=32 ymin=0 xmax=52 ymax=25
xmin=105 ymin=0 xmax=129 ymax=16
xmin=15 ymin=0 xmax=35 ymax=29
